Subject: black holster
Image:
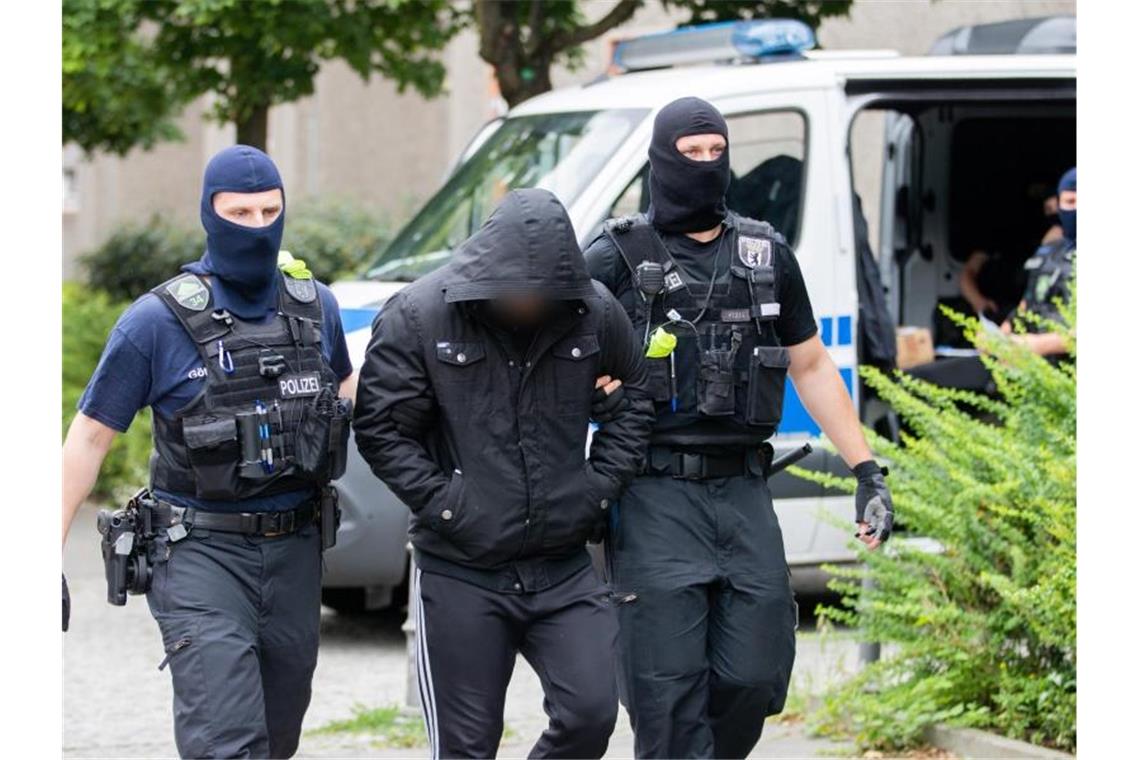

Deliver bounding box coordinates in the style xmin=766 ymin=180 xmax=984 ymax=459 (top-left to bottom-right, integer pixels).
xmin=319 ymin=486 xmax=341 ymax=551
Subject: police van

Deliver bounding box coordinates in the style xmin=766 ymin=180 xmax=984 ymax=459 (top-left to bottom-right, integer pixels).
xmin=320 ymin=17 xmax=1076 ymax=610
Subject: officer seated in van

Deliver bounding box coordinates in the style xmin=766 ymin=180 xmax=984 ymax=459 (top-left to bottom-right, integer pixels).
xmin=909 ymin=166 xmax=1075 ymax=391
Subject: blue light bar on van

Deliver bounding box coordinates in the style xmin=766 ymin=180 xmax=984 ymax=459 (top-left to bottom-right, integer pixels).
xmin=613 ymin=19 xmax=815 ymax=72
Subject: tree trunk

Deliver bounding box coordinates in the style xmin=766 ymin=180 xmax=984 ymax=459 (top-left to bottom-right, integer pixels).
xmin=496 ymin=58 xmax=554 ymax=108
xmin=236 ymin=103 xmax=269 ymax=151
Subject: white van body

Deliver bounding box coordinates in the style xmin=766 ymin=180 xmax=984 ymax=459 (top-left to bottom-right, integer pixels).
xmin=323 ymin=50 xmax=1076 ymax=606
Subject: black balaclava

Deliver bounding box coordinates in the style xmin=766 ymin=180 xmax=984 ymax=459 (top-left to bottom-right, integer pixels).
xmin=183 ymin=145 xmax=285 ymax=319
xmin=646 ymin=97 xmax=731 ymax=233
xmin=1057 ymin=167 xmax=1076 ymax=244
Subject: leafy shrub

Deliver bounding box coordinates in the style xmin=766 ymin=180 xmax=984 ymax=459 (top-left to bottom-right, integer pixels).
xmin=80 ymin=215 xmax=201 ymax=302
xmin=281 ymin=195 xmax=395 ymax=282
xmin=80 ymin=197 xmax=394 ymax=301
xmin=62 ymin=282 xmax=152 ymax=500
xmin=797 ymin=299 xmax=1076 ymax=752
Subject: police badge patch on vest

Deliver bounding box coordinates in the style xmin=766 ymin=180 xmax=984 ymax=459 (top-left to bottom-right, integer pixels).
xmin=278 ymin=371 xmax=323 ymax=399
xmin=165 ymin=275 xmax=210 ymax=311
xmin=283 ymin=275 xmax=317 ymax=303
xmin=737 ymin=236 xmax=773 ymax=269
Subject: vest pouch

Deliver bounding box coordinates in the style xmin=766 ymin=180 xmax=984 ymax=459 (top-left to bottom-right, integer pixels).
xmin=698 ymin=348 xmax=737 ymax=417
xmin=326 ymin=398 xmax=353 ymax=481
xmin=646 ymin=357 xmax=672 ymax=404
xmin=295 ymin=386 xmax=350 ymax=482
xmin=746 ymin=346 xmax=790 ymax=427
xmin=181 ymin=414 xmax=241 ymax=499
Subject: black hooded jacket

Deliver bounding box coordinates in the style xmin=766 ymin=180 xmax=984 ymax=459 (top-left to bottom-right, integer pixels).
xmin=354 ymin=189 xmax=654 ymax=582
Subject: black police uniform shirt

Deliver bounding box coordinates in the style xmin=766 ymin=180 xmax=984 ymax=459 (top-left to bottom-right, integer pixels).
xmin=77 ymin=282 xmax=353 ymax=513
xmin=585 ymin=225 xmax=819 ymax=350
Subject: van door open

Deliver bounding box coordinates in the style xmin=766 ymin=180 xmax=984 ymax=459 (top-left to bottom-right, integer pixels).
xmin=835 ymin=65 xmax=1075 ymax=395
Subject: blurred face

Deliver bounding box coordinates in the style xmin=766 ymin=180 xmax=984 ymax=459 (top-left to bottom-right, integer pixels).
xmin=1058 ymin=189 xmax=1076 ymax=212
xmin=675 ymin=133 xmax=726 ymax=162
xmin=1043 ymin=195 xmax=1058 ymax=217
xmin=212 ymin=188 xmax=284 ymax=228
xmin=490 ymin=295 xmax=553 ymax=327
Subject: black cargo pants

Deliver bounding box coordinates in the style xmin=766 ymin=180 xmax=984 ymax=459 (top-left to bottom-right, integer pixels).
xmin=413 ymin=562 xmax=619 ymax=759
xmin=609 ymin=471 xmax=797 ymax=759
xmin=146 ymin=522 xmax=322 ymax=759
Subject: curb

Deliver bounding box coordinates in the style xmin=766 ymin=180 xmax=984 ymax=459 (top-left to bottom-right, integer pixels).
xmin=924 ymin=725 xmax=1074 ymax=759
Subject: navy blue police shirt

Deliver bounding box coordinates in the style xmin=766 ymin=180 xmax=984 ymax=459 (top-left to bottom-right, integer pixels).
xmin=78 ymin=280 xmax=353 ymax=514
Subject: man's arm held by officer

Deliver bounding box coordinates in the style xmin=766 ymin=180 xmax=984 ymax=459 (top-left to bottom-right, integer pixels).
xmin=585 ymin=291 xmax=656 ymax=500
xmin=352 ymin=293 xmax=452 ymax=513
xmin=787 ymin=334 xmax=887 ymax=550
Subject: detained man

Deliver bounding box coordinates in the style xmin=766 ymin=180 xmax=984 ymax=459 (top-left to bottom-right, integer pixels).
xmin=353 ymin=188 xmax=655 ymax=758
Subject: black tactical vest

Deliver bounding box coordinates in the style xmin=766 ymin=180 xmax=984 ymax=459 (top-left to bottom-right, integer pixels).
xmin=1022 ymin=239 xmax=1074 ymax=328
xmin=604 ymin=212 xmax=788 ymax=448
xmin=149 ymin=270 xmax=349 ymax=501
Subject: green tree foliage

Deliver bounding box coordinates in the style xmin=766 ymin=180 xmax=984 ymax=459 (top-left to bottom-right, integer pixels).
xmin=63 ymin=0 xmax=463 ymax=153
xmin=62 ymin=283 xmax=152 ymax=501
xmin=63 ymin=1 xmax=185 ymax=156
xmin=80 ymin=197 xmax=395 ymax=302
xmin=796 ymin=300 xmax=1076 ymax=752
xmin=474 ymin=0 xmax=853 ymax=107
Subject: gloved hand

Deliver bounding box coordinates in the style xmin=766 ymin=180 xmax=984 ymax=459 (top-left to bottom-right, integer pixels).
xmin=852 ymin=460 xmax=894 ymax=548
xmin=63 ymin=574 xmax=70 ymax=632
xmin=591 ymin=375 xmax=627 ymax=423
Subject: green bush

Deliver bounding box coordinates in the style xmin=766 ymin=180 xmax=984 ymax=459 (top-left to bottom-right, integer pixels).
xmin=80 ymin=215 xmax=202 ymax=303
xmin=80 ymin=196 xmax=394 ymax=301
xmin=797 ymin=299 xmax=1076 ymax=752
xmin=62 ymin=282 xmax=152 ymax=501
xmin=281 ymin=195 xmax=395 ymax=281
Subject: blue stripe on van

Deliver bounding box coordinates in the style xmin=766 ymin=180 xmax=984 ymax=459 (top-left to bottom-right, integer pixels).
xmin=777 ymin=367 xmax=855 ymax=436
xmin=820 ymin=317 xmax=833 ymax=346
xmin=837 ymin=316 xmax=853 ymax=346
xmin=341 ymin=307 xmax=379 ymax=334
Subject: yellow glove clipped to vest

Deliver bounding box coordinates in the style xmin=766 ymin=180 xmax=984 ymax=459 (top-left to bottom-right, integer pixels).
xmin=646 ymin=326 xmax=677 ymax=358
xmin=277 ymin=250 xmax=313 ymax=280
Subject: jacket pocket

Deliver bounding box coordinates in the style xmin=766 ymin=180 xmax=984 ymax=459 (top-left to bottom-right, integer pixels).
xmin=182 ymin=414 xmax=241 ymax=499
xmin=745 ymin=346 xmax=790 ymax=426
xmin=424 ymin=469 xmax=466 ymax=536
xmin=434 ymin=340 xmax=487 ymax=382
xmin=543 ymin=466 xmax=610 ymax=552
xmin=552 ymin=333 xmax=601 ymax=416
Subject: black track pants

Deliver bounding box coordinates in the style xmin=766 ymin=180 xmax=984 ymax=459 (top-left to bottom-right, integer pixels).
xmin=146 ymin=523 xmax=322 ymax=759
xmin=609 ymin=473 xmax=797 ymax=759
xmin=414 ymin=563 xmax=619 ymax=759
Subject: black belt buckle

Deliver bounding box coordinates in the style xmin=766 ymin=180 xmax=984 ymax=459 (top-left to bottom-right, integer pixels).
xmin=672 ymin=452 xmax=705 ymax=480
xmin=239 ymin=512 xmax=262 ymax=534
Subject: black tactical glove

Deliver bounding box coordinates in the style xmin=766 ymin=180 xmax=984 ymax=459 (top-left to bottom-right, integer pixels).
xmin=591 ymin=383 xmax=628 ymax=423
xmin=852 ymin=460 xmax=894 ymax=544
xmin=63 ymin=574 xmax=70 ymax=632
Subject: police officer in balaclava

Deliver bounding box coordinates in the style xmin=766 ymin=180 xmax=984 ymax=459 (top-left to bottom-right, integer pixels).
xmin=1001 ymin=166 xmax=1075 ymax=355
xmin=63 ymin=145 xmax=355 ymax=758
xmin=585 ymin=97 xmax=894 ymax=758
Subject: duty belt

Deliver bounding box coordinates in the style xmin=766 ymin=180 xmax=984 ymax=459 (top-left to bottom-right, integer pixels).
xmin=149 ymin=499 xmax=318 ymax=537
xmin=646 ymin=445 xmax=772 ymax=480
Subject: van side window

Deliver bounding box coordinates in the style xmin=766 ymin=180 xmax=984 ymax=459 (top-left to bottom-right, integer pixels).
xmin=607 ymin=110 xmax=808 ymax=247
xmin=725 ymin=110 xmax=807 ymax=247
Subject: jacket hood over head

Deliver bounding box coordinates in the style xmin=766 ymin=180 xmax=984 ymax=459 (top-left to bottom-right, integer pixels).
xmin=444 ymin=188 xmax=596 ymax=303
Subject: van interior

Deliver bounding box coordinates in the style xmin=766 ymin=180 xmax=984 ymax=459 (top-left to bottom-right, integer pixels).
xmin=850 ymin=81 xmax=1075 ymax=434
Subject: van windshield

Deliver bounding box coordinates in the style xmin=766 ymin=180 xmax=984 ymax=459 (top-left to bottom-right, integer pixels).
xmin=366 ymin=109 xmax=649 ymax=281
